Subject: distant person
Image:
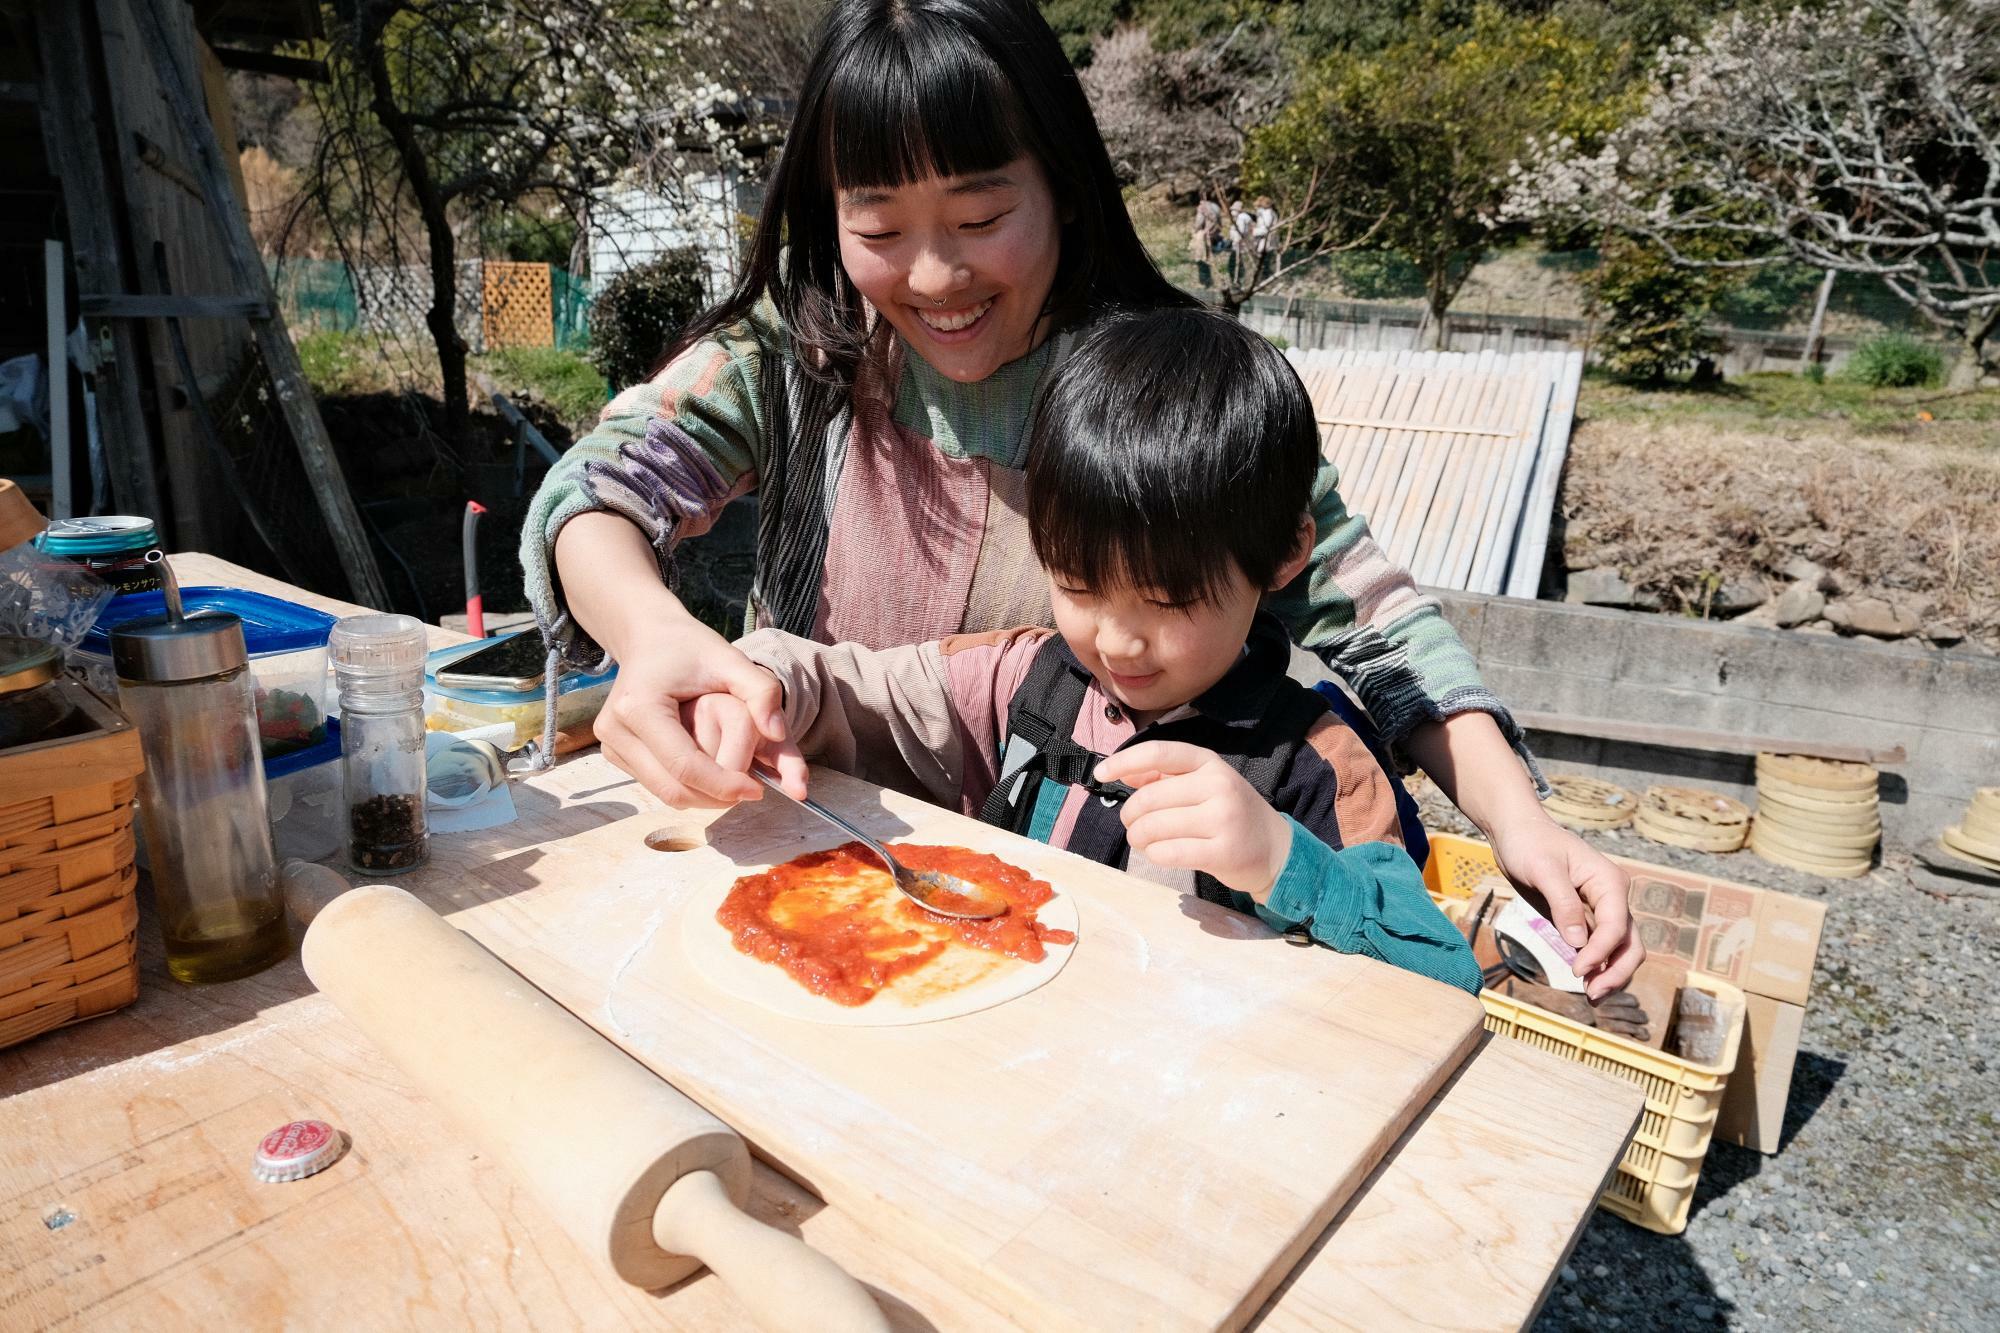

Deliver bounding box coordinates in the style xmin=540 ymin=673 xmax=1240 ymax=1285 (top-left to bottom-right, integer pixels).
xmin=1254 ymin=195 xmax=1278 ymax=281
xmin=1228 ymin=198 xmax=1254 ymax=286
xmin=1190 ymin=196 xmax=1223 ymax=288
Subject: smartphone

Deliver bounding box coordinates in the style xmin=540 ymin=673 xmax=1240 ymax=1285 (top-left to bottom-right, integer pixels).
xmin=434 ymin=630 xmax=548 ymax=692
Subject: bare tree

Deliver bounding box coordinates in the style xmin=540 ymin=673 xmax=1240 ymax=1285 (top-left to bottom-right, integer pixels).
xmin=1082 ymin=23 xmax=1289 ymax=197
xmin=1507 ymin=0 xmax=2000 ymax=386
xmin=307 ymin=0 xmax=740 ymax=443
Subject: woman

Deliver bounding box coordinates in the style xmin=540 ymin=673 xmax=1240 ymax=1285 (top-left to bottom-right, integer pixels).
xmin=1190 ymin=195 xmax=1223 ymax=288
xmin=523 ymin=0 xmax=1642 ymax=997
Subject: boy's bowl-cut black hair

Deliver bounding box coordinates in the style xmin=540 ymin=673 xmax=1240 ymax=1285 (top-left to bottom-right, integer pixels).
xmin=1027 ymin=309 xmax=1321 ymax=607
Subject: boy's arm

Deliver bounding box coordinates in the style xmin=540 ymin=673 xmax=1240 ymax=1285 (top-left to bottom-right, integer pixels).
xmin=1252 ymin=827 xmax=1483 ymax=996
xmin=738 ymin=626 xmax=1053 ymax=816
xmin=1094 ymin=734 xmax=1480 ymax=995
xmin=1260 ymin=715 xmax=1482 ymax=994
xmin=736 ymin=629 xmax=966 ymax=809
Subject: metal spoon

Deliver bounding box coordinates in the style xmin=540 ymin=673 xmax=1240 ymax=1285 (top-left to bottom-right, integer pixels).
xmin=750 ymin=769 xmax=1009 ymax=920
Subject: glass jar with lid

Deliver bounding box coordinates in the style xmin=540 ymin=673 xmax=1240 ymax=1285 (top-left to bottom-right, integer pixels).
xmin=0 ymin=636 xmax=80 ymax=751
xmin=330 ymin=614 xmax=429 ymax=874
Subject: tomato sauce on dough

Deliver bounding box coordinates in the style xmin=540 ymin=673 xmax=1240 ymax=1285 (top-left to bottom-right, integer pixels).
xmin=716 ymin=842 xmax=1077 ymax=1007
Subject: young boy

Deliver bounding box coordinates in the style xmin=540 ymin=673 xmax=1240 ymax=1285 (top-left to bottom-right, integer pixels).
xmin=691 ymin=309 xmax=1480 ymax=994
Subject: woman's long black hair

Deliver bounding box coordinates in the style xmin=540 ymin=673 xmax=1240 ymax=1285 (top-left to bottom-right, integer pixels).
xmin=666 ymin=0 xmax=1192 ymax=376
xmin=661 ymin=0 xmax=1196 ymax=633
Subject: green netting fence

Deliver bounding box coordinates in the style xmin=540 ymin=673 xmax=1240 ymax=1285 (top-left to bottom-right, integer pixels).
xmin=552 ymin=266 xmax=593 ymax=351
xmin=269 ymin=257 xmax=359 ymax=333
xmin=269 ymin=257 xmax=594 ymax=350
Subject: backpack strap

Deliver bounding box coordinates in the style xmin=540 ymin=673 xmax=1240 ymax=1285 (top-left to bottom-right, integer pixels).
xmin=977 ymin=637 xmax=1134 ymax=836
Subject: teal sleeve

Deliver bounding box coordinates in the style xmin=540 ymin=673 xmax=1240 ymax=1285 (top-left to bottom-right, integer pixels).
xmin=1253 ymin=818 xmax=1483 ymax=995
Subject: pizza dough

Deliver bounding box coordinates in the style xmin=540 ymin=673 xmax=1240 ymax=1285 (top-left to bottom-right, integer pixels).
xmin=677 ymin=854 xmax=1079 ymax=1028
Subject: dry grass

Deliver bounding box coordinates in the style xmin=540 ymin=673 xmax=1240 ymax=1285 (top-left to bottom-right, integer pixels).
xmin=1561 ymin=405 xmax=2000 ymax=647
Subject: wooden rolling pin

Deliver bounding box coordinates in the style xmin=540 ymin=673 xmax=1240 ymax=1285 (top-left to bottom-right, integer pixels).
xmin=300 ymin=884 xmax=888 ymax=1332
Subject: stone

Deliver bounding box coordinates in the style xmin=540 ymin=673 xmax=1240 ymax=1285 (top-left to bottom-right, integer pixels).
xmin=1797 ymin=619 xmax=1838 ymax=635
xmin=1825 ymin=596 xmax=1922 ymax=639
xmin=1925 ymin=621 xmax=1966 ymax=647
xmin=1773 ymin=582 xmax=1827 ymax=628
xmin=1781 ymin=556 xmax=1831 ymax=588
xmin=1565 ymin=568 xmax=1638 ymax=608
xmin=1735 ymin=600 xmax=1786 ymax=629
xmin=1712 ymin=578 xmax=1769 ymax=616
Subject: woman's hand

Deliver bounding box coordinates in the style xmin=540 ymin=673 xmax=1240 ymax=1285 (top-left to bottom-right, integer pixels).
xmin=555 ymin=511 xmax=806 ymax=808
xmin=1485 ymin=813 xmax=1644 ymax=1002
xmin=1095 ymin=741 xmax=1294 ymax=898
xmin=595 ymin=619 xmax=806 ymax=809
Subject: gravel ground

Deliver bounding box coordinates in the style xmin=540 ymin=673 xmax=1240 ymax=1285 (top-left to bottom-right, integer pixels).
xmin=1409 ymin=785 xmax=2000 ymax=1332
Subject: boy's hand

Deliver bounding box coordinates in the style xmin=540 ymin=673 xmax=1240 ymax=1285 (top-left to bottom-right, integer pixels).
xmin=678 ymin=682 xmax=809 ymax=809
xmin=1095 ymin=741 xmax=1293 ymax=898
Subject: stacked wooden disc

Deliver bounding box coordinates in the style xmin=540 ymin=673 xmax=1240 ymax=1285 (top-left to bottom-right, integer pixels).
xmin=1749 ymin=753 xmax=1880 ymax=879
xmin=1939 ymin=787 xmax=2000 ymax=873
xmin=1542 ymin=775 xmax=1638 ymax=831
xmin=1634 ymin=785 xmax=1751 ymax=852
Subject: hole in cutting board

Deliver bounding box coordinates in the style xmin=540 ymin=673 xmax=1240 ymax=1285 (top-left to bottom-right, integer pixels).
xmin=645 ymin=828 xmax=704 ymax=853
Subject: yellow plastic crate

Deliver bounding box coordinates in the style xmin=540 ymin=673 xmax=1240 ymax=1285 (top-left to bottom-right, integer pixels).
xmin=1424 ymin=832 xmax=1747 ymax=1234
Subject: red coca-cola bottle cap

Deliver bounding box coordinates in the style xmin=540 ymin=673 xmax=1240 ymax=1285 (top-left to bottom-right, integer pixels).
xmin=252 ymin=1120 xmax=346 ymax=1183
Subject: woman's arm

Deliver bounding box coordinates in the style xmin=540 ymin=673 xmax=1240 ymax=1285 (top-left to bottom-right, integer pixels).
xmin=1403 ymin=711 xmax=1644 ymax=1000
xmin=1272 ymin=463 xmax=1644 ymax=997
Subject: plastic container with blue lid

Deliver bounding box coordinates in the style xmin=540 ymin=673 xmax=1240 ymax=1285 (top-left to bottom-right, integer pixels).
xmin=80 ymin=586 xmax=339 ymax=760
xmin=264 ymin=720 xmax=343 ymax=862
xmin=423 ymin=639 xmax=617 ymax=748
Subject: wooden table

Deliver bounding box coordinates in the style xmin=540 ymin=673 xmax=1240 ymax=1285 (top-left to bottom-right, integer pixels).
xmin=0 ymin=555 xmax=1642 ymax=1331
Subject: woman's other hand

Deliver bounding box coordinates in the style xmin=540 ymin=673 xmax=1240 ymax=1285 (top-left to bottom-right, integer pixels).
xmin=1405 ymin=711 xmax=1645 ymax=1001
xmin=1486 ymin=814 xmax=1645 ymax=1003
xmin=596 ymin=618 xmax=805 ymax=808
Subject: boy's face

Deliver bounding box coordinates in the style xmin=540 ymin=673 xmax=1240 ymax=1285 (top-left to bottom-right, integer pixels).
xmin=1049 ymin=539 xmax=1304 ymax=721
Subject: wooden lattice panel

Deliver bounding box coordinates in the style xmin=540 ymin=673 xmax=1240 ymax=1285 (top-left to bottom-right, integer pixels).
xmin=482 ymin=261 xmax=555 ymax=349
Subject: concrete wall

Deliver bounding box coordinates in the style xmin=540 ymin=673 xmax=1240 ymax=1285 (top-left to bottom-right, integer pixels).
xmin=1427 ymin=590 xmax=2000 ymax=850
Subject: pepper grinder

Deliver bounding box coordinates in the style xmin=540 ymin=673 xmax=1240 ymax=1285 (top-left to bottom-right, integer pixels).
xmin=330 ymin=614 xmax=430 ymax=874
xmin=112 ymin=559 xmax=288 ymax=983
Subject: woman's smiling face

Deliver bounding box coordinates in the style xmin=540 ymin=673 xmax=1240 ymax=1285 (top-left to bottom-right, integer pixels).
xmin=835 ymin=155 xmax=1064 ymax=383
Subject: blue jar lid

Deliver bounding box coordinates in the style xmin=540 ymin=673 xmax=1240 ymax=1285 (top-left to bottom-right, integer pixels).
xmin=86 ymin=586 xmax=338 ymax=658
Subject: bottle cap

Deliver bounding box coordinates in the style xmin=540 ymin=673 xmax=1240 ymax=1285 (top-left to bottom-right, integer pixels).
xmin=252 ymin=1119 xmax=347 ymax=1183
xmin=109 ymin=612 xmax=248 ymax=683
xmin=329 ymin=613 xmax=428 ymax=680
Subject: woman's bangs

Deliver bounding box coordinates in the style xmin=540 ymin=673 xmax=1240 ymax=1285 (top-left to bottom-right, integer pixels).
xmin=819 ymin=22 xmax=1032 ymax=191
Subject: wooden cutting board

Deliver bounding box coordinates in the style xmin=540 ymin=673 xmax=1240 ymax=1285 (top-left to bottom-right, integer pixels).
xmin=421 ymin=769 xmax=1485 ymax=1331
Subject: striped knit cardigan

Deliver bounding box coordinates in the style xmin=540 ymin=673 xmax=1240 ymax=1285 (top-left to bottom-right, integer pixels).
xmin=520 ymin=301 xmax=1528 ymax=764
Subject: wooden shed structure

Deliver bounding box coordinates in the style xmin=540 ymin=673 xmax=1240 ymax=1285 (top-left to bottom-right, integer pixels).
xmin=0 ymin=0 xmax=384 ymax=604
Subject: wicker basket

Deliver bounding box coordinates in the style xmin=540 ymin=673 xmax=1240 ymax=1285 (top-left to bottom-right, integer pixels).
xmin=0 ymin=681 xmax=145 ymax=1050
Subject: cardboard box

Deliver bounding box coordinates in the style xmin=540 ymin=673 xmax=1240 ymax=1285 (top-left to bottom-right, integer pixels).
xmin=1715 ymin=992 xmax=1807 ymax=1154
xmin=1424 ymin=834 xmax=1825 ymax=1154
xmin=1621 ymin=861 xmax=1825 ymax=1007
